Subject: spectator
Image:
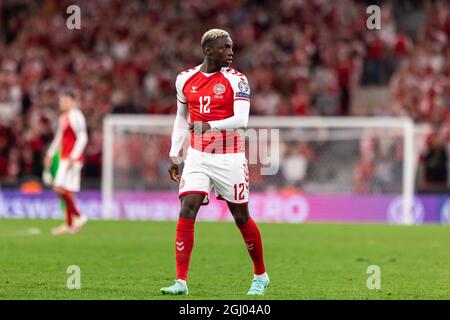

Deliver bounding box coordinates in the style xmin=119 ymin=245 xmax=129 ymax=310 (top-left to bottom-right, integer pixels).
xmin=281 ymin=142 xmax=313 ymax=188
xmin=0 ymin=0 xmax=447 ymax=193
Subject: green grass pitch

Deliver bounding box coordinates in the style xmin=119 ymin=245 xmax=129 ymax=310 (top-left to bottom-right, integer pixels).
xmin=1 ymin=219 xmax=449 ymax=299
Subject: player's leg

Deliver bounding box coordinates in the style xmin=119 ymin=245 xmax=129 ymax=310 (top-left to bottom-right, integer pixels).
xmin=44 ymin=150 xmax=69 ymax=234
xmin=176 ymin=193 xmax=204 ymax=279
xmin=161 ymin=148 xmax=210 ymax=295
xmin=211 ymin=153 xmax=269 ymax=295
xmin=51 ymin=160 xmax=71 ymax=234
xmin=53 ymin=186 xmax=79 ymax=226
xmin=228 ymin=202 xmax=269 ymax=295
xmin=54 ymin=188 xmax=79 ymax=217
xmin=55 ymin=187 xmax=87 ymax=233
xmin=52 ymin=160 xmax=86 ymax=234
xmin=161 ymin=193 xmax=205 ymax=295
xmin=66 ymin=161 xmax=87 ymax=232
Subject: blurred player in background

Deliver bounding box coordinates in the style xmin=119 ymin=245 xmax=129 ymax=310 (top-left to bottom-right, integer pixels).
xmin=43 ymin=87 xmax=88 ymax=235
xmin=161 ymin=29 xmax=269 ymax=296
xmin=42 ymin=148 xmax=67 ymax=223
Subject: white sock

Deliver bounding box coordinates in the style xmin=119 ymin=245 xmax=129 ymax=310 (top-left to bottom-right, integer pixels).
xmin=177 ymin=279 xmax=187 ymax=286
xmin=254 ymin=272 xmax=268 ymax=279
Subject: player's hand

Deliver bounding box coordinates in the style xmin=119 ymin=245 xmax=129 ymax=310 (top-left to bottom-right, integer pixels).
xmin=168 ymin=160 xmax=182 ymax=182
xmin=42 ymin=169 xmax=53 ymax=186
xmin=43 ymin=156 xmax=52 ymax=169
xmin=189 ymin=122 xmax=211 ymax=135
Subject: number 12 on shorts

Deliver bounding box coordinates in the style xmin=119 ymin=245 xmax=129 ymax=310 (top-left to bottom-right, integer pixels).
xmin=234 ymin=183 xmax=245 ymax=201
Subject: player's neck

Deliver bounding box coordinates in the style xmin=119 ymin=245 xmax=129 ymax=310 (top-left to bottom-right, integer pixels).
xmin=62 ymin=106 xmax=74 ymax=114
xmin=200 ymin=60 xmax=221 ymax=74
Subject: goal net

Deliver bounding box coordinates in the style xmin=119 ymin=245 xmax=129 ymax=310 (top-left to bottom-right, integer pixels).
xmin=102 ymin=116 xmax=421 ymax=224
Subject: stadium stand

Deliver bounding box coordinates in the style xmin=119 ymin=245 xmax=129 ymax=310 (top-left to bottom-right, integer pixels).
xmin=0 ymin=0 xmax=448 ymax=192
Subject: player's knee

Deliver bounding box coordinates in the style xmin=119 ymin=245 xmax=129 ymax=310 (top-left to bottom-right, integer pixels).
xmin=179 ymin=201 xmax=200 ymax=219
xmin=231 ymin=211 xmax=249 ymax=225
xmin=233 ymin=214 xmax=249 ymax=225
xmin=228 ymin=203 xmax=250 ymax=225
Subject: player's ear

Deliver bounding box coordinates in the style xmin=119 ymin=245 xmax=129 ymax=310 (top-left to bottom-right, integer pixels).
xmin=204 ymin=46 xmax=212 ymax=56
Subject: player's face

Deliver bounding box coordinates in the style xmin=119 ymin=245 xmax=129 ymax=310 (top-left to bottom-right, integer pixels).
xmin=209 ymin=37 xmax=233 ymax=67
xmin=59 ymin=95 xmax=74 ymax=112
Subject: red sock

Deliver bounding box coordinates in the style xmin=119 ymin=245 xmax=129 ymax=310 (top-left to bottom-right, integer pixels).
xmin=237 ymin=218 xmax=266 ymax=275
xmin=60 ymin=191 xmax=80 ymax=226
xmin=175 ymin=217 xmax=195 ymax=281
xmin=60 ymin=195 xmax=73 ymax=226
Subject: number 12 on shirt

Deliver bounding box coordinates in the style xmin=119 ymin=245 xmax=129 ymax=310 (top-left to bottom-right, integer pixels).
xmin=199 ymin=96 xmax=211 ymax=114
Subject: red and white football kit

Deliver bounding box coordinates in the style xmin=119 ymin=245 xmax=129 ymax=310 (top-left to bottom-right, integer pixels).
xmin=169 ymin=65 xmax=251 ymax=205
xmin=168 ymin=65 xmax=267 ymax=283
xmin=46 ymin=108 xmax=88 ymax=192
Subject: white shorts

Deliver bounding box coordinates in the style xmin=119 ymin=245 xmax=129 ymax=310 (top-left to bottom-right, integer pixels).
xmin=53 ymin=159 xmax=83 ymax=192
xmin=179 ymin=147 xmax=249 ymax=205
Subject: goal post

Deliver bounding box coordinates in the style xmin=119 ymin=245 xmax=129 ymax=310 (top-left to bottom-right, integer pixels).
xmin=102 ymin=115 xmax=418 ymax=224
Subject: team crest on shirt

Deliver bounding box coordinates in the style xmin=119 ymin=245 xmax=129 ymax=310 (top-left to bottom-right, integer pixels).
xmin=238 ymin=81 xmax=249 ymax=93
xmin=213 ymin=83 xmax=226 ymax=95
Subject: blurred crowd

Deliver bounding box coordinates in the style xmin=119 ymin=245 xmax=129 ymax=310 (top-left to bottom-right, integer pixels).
xmin=0 ymin=0 xmax=449 ymax=192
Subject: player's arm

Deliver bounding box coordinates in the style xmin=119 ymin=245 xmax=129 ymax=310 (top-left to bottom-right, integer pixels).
xmin=207 ymin=100 xmax=249 ymax=130
xmin=206 ymin=76 xmax=250 ymax=131
xmin=168 ymin=75 xmax=189 ymax=182
xmin=44 ymin=122 xmax=62 ymax=168
xmin=68 ymin=110 xmax=88 ymax=162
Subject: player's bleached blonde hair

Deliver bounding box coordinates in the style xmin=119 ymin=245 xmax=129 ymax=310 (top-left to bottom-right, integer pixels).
xmin=201 ymin=29 xmax=230 ymax=49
